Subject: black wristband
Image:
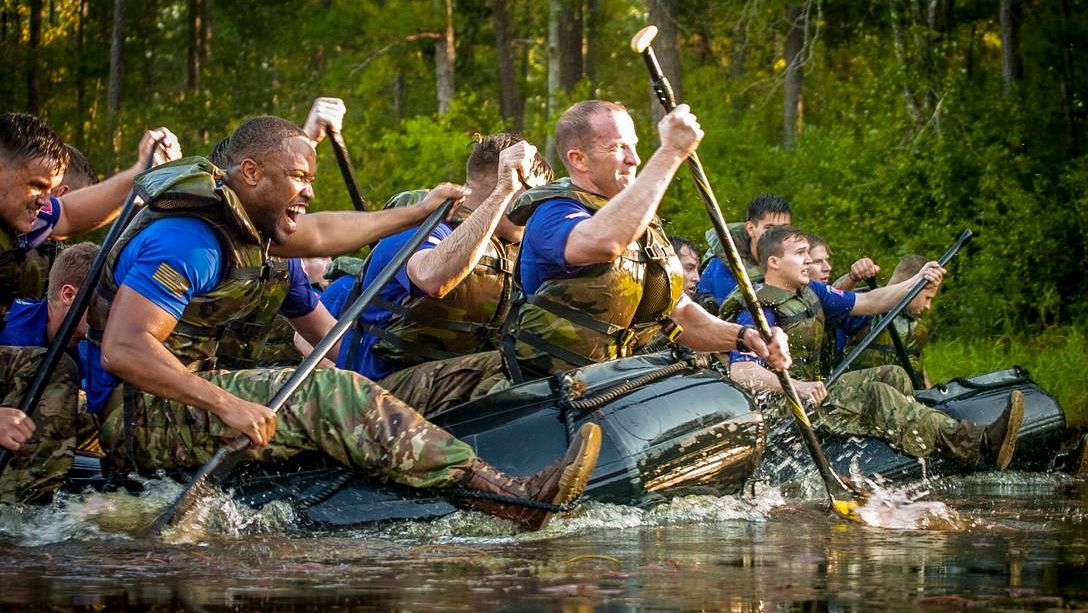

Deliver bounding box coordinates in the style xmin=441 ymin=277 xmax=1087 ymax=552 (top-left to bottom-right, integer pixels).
xmin=736 ymin=325 xmax=755 ymax=352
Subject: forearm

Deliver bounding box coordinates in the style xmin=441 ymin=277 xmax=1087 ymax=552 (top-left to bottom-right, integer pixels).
xmin=832 ymin=273 xmax=857 ymax=291
xmin=288 ymin=305 xmax=341 ymax=361
xmin=729 ymin=361 xmax=783 ymax=394
xmin=271 ymin=207 xmax=430 ymax=257
xmin=410 ymin=191 xmax=513 ymax=297
xmin=566 ymin=147 xmax=687 ymax=265
xmin=101 ymin=331 xmax=235 ymax=416
xmin=53 ymin=166 xmax=140 ymax=238
xmin=852 ymin=279 xmax=914 ymax=315
xmin=670 ymin=297 xmax=743 ymax=352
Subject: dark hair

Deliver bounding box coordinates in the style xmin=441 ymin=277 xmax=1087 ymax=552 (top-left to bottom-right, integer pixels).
xmin=47 ymin=242 xmax=100 ymax=301
xmin=0 ymin=112 xmax=69 ymax=174
xmin=757 ymin=225 xmax=809 ymax=270
xmin=746 ymin=193 xmax=792 ymax=223
xmin=466 ymin=132 xmax=553 ymax=185
xmin=208 ymin=136 xmax=232 ymax=168
xmin=890 ymin=254 xmax=928 ymax=284
xmin=554 ymin=100 xmax=628 ymax=174
xmin=61 ymin=145 xmax=99 ymax=189
xmin=226 ymin=116 xmax=306 ymax=165
xmin=806 ymin=232 xmax=829 ymax=253
xmin=670 ymin=236 xmax=697 ymax=257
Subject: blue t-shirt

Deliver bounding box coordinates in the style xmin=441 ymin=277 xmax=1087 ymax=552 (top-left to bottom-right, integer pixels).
xmin=20 ymin=196 xmax=63 ymax=250
xmin=327 ymin=222 xmax=452 ymax=380
xmin=519 ymin=198 xmax=592 ymax=293
xmin=729 ymin=281 xmax=857 ymax=368
xmin=0 ymin=298 xmax=92 ymax=386
xmin=84 ymin=217 xmax=316 ymax=413
xmin=835 ymin=314 xmax=872 ymax=353
xmin=695 ymin=257 xmax=737 ymax=306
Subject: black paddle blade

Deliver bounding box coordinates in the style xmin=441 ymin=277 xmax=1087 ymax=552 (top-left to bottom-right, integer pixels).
xmin=146 ymin=444 xmax=244 ymax=537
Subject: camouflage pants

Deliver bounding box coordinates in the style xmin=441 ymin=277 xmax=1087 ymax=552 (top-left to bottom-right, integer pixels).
xmin=816 ymin=365 xmax=984 ymax=461
xmin=99 ymin=367 xmax=477 ymax=489
xmin=0 ymin=346 xmax=84 ymax=503
xmin=379 ymin=351 xmax=506 ymax=417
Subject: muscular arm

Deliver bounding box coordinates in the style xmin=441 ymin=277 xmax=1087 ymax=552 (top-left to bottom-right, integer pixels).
xmin=729 ymin=360 xmax=786 ymax=393
xmin=100 ymin=286 xmax=275 ymax=445
xmin=270 ymin=183 xmax=466 ymax=257
xmin=564 ymin=147 xmax=688 ymax=267
xmin=669 ymin=295 xmax=791 ymax=371
xmin=287 ymin=301 xmax=341 ymax=362
xmin=851 ymin=263 xmax=942 ymax=315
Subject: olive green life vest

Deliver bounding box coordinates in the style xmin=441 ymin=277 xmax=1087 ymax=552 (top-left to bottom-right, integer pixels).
xmin=721 ymin=283 xmax=830 ymax=381
xmin=844 ymin=313 xmax=928 ymax=375
xmin=502 ymin=178 xmax=685 ymax=380
xmin=0 ymin=229 xmax=56 ymax=322
xmin=87 ymin=157 xmax=289 ymax=372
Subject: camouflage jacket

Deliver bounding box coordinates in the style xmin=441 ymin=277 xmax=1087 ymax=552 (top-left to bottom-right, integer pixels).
xmin=349 ymin=190 xmax=519 ymax=368
xmin=843 ymin=312 xmax=928 ymax=375
xmin=721 ymin=283 xmax=831 ymax=381
xmin=87 ymin=157 xmax=289 ymax=372
xmin=0 ymin=228 xmax=56 ymax=322
xmin=502 ymin=178 xmax=685 ymax=380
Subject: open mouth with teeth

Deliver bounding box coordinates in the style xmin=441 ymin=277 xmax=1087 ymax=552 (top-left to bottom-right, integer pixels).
xmin=285 ymin=204 xmax=307 ymax=230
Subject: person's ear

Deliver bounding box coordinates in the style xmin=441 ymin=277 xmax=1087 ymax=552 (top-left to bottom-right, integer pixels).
xmin=61 ymin=283 xmax=79 ymax=307
xmin=238 ymin=158 xmax=262 ymax=186
xmin=745 ymin=220 xmax=757 ymax=238
xmin=566 ymin=148 xmax=588 ymax=173
xmin=766 ymin=255 xmax=779 ymax=271
xmin=52 ymin=184 xmax=71 ymax=198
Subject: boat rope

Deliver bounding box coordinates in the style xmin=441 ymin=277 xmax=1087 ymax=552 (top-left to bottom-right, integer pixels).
xmin=558 ymin=351 xmax=708 ymax=413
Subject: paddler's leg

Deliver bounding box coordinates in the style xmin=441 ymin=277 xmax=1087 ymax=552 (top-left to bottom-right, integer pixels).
xmin=377 ymin=351 xmax=506 ymax=416
xmin=100 ymin=367 xmax=600 ymax=529
xmin=818 ymin=366 xmax=1023 ymax=468
xmin=0 ymin=346 xmax=82 ymax=503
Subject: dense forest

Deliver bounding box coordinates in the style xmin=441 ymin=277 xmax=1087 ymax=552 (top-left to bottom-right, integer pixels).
xmin=1 ymin=0 xmax=1085 ymax=338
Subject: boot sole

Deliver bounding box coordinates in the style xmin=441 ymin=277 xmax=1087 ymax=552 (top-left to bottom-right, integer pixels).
xmin=550 ymin=423 xmax=602 ymax=507
xmin=995 ymin=390 xmax=1024 ymax=470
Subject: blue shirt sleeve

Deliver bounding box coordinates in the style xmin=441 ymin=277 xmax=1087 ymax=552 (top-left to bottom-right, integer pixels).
xmin=320 ymin=274 xmax=355 ymax=319
xmin=809 ymin=281 xmax=857 ymax=328
xmin=112 ymin=217 xmax=223 ymax=320
xmin=280 ymin=258 xmax=319 ymax=318
xmin=520 ymin=199 xmax=592 ymax=294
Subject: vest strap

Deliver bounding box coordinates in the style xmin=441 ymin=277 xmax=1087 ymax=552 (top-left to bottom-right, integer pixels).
xmin=514 ymin=329 xmax=595 ymax=370
xmin=525 ymin=294 xmax=626 ymax=337
xmin=377 ymin=297 xmax=488 ymax=335
xmin=364 ymin=324 xmax=461 ymax=363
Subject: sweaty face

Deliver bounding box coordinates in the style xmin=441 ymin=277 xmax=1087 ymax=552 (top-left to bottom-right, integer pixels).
xmin=908 ymin=283 xmax=939 ymax=315
xmin=808 ymin=245 xmax=832 ymax=283
xmin=676 ymin=245 xmax=700 ymax=298
xmin=770 ymin=236 xmax=811 ymax=290
xmin=747 ymin=213 xmax=792 ymax=259
xmin=578 ymin=111 xmax=640 ymax=198
xmin=247 ymin=136 xmax=317 ymax=244
xmin=0 ymin=156 xmax=62 ymax=235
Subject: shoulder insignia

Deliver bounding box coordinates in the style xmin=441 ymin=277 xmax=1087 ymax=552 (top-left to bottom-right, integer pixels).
xmin=152 ymin=262 xmax=191 ymax=298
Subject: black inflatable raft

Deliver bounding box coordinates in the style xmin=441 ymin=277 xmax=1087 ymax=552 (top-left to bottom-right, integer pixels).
xmin=66 ymin=360 xmax=1076 ymax=528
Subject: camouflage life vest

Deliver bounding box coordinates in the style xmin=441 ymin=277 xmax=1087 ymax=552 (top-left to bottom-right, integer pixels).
xmin=0 ymin=229 xmax=56 ymax=322
xmin=214 ymin=258 xmax=300 ymax=370
xmin=501 ymin=178 xmax=685 ymax=380
xmin=87 ymin=157 xmax=289 ymax=372
xmin=844 ymin=312 xmax=928 ymax=375
xmin=720 ymin=283 xmax=830 ymax=381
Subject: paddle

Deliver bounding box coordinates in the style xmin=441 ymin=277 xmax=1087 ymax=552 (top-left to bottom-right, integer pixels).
xmin=147 ymin=197 xmax=457 ymax=536
xmin=327 ymin=128 xmax=367 ymax=212
xmin=863 ymin=276 xmax=926 ymax=390
xmin=631 ymin=25 xmax=863 ymax=520
xmin=826 ymin=230 xmax=972 ymax=388
xmin=0 ymin=139 xmax=164 ymax=476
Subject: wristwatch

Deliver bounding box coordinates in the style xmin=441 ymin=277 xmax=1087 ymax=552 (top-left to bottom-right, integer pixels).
xmin=735 ymin=325 xmax=755 ymax=352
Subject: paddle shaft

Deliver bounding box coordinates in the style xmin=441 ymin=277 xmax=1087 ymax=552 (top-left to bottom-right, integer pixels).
xmin=826 ymin=230 xmax=972 ymax=389
xmin=0 ymin=140 xmax=162 ymax=475
xmin=148 ymin=199 xmax=456 ymax=534
xmin=328 ymin=128 xmax=367 ymax=211
xmin=862 ymin=277 xmax=926 ymax=390
xmin=635 ymin=39 xmax=857 ymax=503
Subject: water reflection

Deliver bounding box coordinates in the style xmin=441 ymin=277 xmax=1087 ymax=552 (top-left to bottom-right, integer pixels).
xmin=0 ymin=473 xmax=1085 ymax=611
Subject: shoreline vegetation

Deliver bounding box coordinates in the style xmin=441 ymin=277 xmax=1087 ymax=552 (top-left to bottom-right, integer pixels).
xmin=926 ymin=325 xmax=1087 ymax=428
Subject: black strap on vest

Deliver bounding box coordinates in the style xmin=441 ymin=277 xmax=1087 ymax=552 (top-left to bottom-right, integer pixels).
xmin=524 ymin=294 xmax=627 ymax=337
xmin=342 ymin=252 xmax=374 ymax=370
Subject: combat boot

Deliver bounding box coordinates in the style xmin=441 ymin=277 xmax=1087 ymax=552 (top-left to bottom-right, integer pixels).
xmin=459 ymin=422 xmax=602 ymax=530
xmin=982 ymin=390 xmax=1025 ymax=470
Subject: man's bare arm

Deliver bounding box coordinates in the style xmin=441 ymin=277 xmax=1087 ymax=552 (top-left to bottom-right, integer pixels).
xmin=852 ymin=262 xmax=943 ymax=315
xmin=270 ymin=183 xmax=466 ymax=257
xmin=287 ymin=302 xmax=341 ymax=362
xmin=669 ymin=296 xmax=792 ymax=372
xmin=565 ymin=106 xmax=701 ymax=267
xmin=100 ymin=286 xmax=276 ymax=445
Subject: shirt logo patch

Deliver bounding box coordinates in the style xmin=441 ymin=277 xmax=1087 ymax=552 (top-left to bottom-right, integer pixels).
xmin=828 ymin=286 xmax=844 ymax=296
xmin=152 ymin=262 xmax=190 ymax=297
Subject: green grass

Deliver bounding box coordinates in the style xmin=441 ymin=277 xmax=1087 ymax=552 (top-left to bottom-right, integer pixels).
xmin=925 ymin=325 xmax=1088 ymax=428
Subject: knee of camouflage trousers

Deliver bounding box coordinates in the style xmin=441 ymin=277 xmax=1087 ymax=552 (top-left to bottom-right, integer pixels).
xmin=378 ymin=351 xmax=506 ymax=416
xmin=0 ymin=346 xmax=83 ymax=504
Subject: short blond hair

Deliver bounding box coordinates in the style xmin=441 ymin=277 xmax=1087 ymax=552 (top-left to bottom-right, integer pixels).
xmin=47 ymin=242 xmax=100 ymax=301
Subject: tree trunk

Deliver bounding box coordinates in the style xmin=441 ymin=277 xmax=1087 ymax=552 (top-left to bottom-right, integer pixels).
xmin=493 ymin=0 xmax=523 ymax=130
xmin=75 ymin=0 xmax=88 ymax=149
xmin=647 ymin=0 xmax=682 ymax=124
xmin=545 ymin=0 xmax=562 ymax=165
xmin=890 ymin=0 xmax=925 ymax=124
xmin=585 ymin=0 xmax=603 ymax=96
xmin=187 ymin=0 xmax=203 ymax=91
xmin=999 ymin=0 xmax=1023 ymax=92
xmin=558 ymin=0 xmax=583 ymax=92
xmin=28 ymin=0 xmax=42 ymax=114
xmin=435 ymin=0 xmax=455 ymax=115
xmin=107 ymin=0 xmax=125 ymax=169
xmin=783 ymin=4 xmax=805 ymax=149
